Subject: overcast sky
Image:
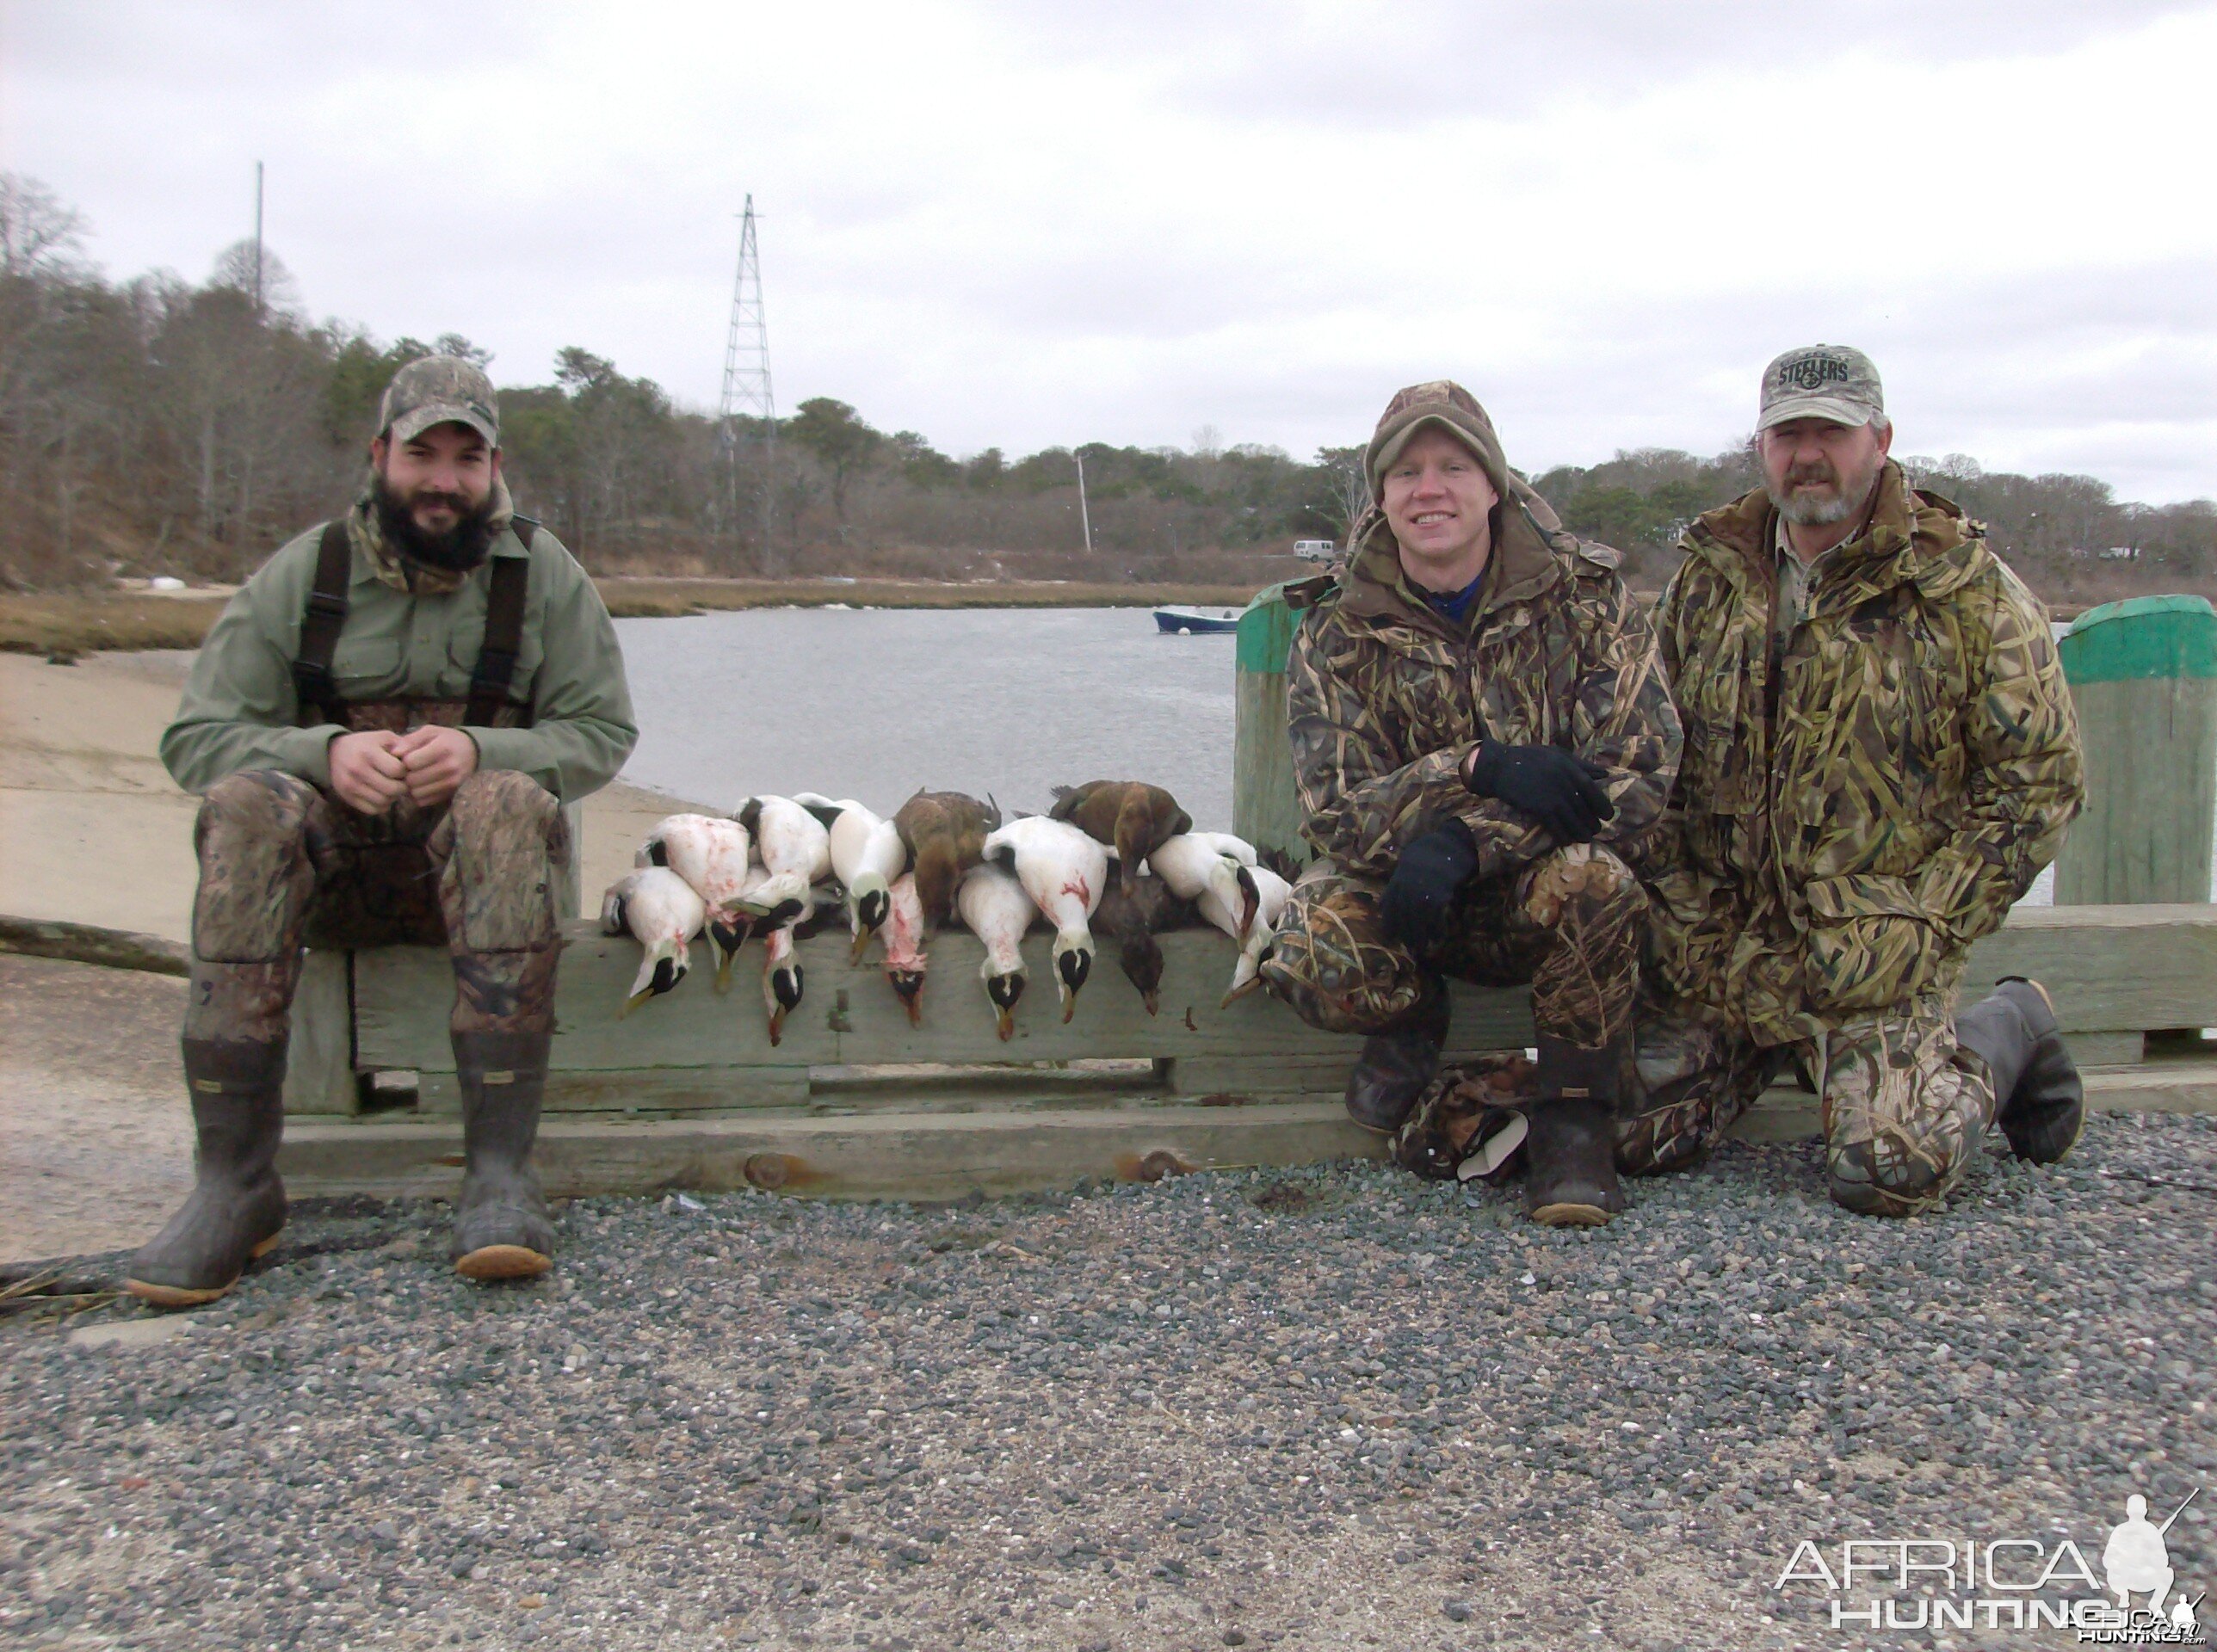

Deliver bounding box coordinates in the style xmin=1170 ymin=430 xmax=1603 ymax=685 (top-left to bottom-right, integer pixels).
xmin=6 ymin=1 xmax=2214 ymax=502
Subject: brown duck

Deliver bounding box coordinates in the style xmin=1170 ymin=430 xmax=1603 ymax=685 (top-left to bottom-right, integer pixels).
xmin=1092 ymin=872 xmax=1198 ymax=1016
xmin=1047 ymin=780 xmax=1191 ymax=899
xmin=891 ymin=789 xmax=1002 ymax=931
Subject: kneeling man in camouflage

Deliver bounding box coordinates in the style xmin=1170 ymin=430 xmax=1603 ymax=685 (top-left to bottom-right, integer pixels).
xmin=127 ymin=355 xmax=637 ymax=1304
xmin=1625 ymin=346 xmax=2086 ymax=1214
xmin=1261 ymin=382 xmax=1682 ymax=1226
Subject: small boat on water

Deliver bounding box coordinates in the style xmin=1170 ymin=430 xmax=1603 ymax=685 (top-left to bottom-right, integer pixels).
xmin=1154 ymin=607 xmax=1240 ymax=635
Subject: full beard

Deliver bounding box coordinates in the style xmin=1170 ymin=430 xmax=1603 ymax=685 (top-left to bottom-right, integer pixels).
xmin=371 ymin=476 xmax=501 ymax=573
xmin=1767 ymin=453 xmax=1884 ymax=527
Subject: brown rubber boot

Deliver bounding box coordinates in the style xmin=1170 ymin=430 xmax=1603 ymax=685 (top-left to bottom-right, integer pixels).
xmin=450 ymin=1031 xmax=559 ymax=1281
xmin=1959 ymin=977 xmax=2084 ymax=1165
xmin=1343 ymin=984 xmax=1450 ymax=1135
xmin=125 ymin=1039 xmax=290 ymax=1308
xmin=1523 ymin=1035 xmax=1627 ymax=1228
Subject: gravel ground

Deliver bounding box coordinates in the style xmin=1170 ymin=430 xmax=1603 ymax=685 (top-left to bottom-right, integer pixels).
xmin=4 ymin=1113 xmax=2214 ymax=1652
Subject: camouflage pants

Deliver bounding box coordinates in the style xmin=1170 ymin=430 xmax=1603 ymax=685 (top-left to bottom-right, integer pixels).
xmin=1258 ymin=843 xmax=1646 ymax=1051
xmin=186 ymin=767 xmax=567 ymax=1046
xmin=1615 ymin=994 xmax=2000 ymax=1217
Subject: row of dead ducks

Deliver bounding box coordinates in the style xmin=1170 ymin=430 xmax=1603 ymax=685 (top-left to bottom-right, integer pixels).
xmin=599 ymin=780 xmax=1296 ymax=1044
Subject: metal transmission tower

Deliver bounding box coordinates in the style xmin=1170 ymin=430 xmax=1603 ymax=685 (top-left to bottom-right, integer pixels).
xmin=719 ymin=197 xmax=777 ymax=567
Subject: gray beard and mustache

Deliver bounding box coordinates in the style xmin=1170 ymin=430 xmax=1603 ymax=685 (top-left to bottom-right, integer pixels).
xmin=1767 ymin=452 xmax=1886 ymax=527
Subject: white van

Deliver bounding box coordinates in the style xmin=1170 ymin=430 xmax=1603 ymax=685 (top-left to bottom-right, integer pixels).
xmin=1293 ymin=539 xmax=1336 ymax=562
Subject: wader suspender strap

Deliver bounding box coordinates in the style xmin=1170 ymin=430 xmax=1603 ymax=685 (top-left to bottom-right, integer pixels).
xmin=462 ymin=515 xmax=536 ymax=727
xmin=292 ymin=515 xmax=539 ymax=729
xmin=291 ymin=521 xmax=353 ymax=727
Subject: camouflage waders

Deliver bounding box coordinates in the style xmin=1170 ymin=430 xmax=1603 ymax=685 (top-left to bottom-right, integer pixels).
xmin=185 ymin=763 xmax=567 ymax=1045
xmin=129 ymin=735 xmax=567 ymax=1304
xmin=1614 ymin=994 xmax=1999 ymax=1217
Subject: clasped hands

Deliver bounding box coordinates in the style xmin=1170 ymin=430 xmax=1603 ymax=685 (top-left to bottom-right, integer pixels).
xmin=1377 ymin=740 xmax=1616 ymax=952
xmin=328 ymin=726 xmax=478 ymax=815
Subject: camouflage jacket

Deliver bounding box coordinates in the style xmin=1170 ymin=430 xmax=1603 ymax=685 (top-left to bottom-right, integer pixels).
xmin=1648 ymin=463 xmax=2084 ymax=1044
xmin=1286 ymin=497 xmax=1682 ymax=885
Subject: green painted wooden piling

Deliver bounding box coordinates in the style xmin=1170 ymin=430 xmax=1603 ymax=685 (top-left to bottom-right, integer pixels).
xmin=2055 ymin=595 xmax=2217 ymax=905
xmin=1232 ymin=583 xmax=1308 ymax=862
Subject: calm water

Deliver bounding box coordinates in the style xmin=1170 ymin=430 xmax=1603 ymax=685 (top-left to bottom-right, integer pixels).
xmin=614 ymin=607 xmax=1239 ymax=826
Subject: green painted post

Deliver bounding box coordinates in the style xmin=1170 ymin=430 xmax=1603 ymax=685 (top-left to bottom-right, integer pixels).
xmin=2054 ymin=595 xmax=2217 ymax=905
xmin=1232 ymin=583 xmax=1309 ymax=863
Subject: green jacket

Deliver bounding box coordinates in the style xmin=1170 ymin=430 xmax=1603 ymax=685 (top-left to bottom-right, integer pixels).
xmin=162 ymin=520 xmax=639 ymax=802
xmin=1286 ymin=495 xmax=1682 ymax=885
xmin=1648 ymin=464 xmax=2084 ymax=1044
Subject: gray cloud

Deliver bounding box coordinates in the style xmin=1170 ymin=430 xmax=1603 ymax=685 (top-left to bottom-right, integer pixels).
xmin=5 ymin=0 xmax=2211 ymax=502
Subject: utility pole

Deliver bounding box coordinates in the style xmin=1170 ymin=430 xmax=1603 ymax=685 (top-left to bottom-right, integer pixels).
xmin=719 ymin=196 xmax=777 ymax=571
xmin=1075 ymin=451 xmax=1093 ymax=555
xmin=251 ymin=161 xmax=264 ymax=318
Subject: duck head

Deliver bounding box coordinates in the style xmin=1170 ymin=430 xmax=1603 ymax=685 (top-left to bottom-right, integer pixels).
xmin=708 ymin=913 xmax=751 ymax=991
xmin=887 ymin=968 xmax=926 ymax=1026
xmin=1116 ymin=929 xmax=1164 ymax=1016
xmin=621 ymin=940 xmax=688 ymax=1018
xmin=848 ymin=870 xmax=892 ymax=960
xmin=985 ymin=968 xmax=1025 ymax=1040
xmin=1053 ymin=936 xmax=1094 ymax=1023
xmin=763 ymin=958 xmax=805 ymax=1046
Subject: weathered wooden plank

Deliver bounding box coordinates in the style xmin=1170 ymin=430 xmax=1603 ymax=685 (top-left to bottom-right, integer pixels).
xmin=281 ymin=951 xmax=355 ymax=1115
xmin=413 ymin=1065 xmax=810 ymax=1116
xmin=355 ymin=924 xmax=1538 ymax=1074
xmin=1961 ymin=903 xmax=2217 ymax=1032
xmin=1232 ymin=588 xmax=1309 ymax=864
xmin=350 ymin=906 xmax=2217 ymax=1090
xmin=274 ymin=1056 xmax=2217 ymax=1200
xmin=558 ymin=799 xmax=584 ymax=920
xmin=277 ymin=1099 xmax=1390 ymax=1201
xmin=2055 ymin=598 xmax=2217 ymax=906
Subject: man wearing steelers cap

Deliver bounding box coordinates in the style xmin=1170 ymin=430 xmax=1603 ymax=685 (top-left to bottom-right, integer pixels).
xmin=1622 ymin=345 xmax=2086 ymax=1215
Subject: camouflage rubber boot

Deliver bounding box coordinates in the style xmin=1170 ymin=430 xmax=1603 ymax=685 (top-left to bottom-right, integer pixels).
xmin=1343 ymin=983 xmax=1450 ymax=1136
xmin=1523 ymin=1034 xmax=1627 ymax=1227
xmin=450 ymin=1031 xmax=558 ymax=1282
xmin=1959 ymin=977 xmax=2084 ymax=1165
xmin=124 ymin=1039 xmax=290 ymax=1308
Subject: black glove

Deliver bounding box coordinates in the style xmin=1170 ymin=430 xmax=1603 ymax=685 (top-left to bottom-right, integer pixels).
xmin=1379 ymin=820 xmax=1482 ymax=953
xmin=1463 ymin=740 xmax=1615 ymax=844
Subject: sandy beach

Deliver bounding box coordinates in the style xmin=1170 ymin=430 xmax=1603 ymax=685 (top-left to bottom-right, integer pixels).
xmin=0 ymin=648 xmax=701 ymax=1261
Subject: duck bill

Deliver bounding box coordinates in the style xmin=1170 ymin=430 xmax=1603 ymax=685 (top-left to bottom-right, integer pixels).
xmin=1059 ymin=983 xmax=1078 ymax=1024
xmin=1141 ymin=989 xmax=1159 ymax=1017
xmin=621 ymin=984 xmax=656 ymax=1019
xmin=849 ymin=925 xmax=874 ymax=966
xmin=888 ymin=970 xmax=925 ymax=1026
xmin=766 ymin=1003 xmax=786 ymax=1046
xmin=1237 ymin=867 xmax=1261 ymax=940
xmin=1220 ymin=974 xmax=1263 ymax=1009
xmin=995 ymin=1004 xmax=1016 ymax=1041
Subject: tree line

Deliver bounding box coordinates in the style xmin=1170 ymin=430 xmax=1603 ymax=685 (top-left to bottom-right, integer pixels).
xmin=3 ymin=172 xmax=2208 ymax=601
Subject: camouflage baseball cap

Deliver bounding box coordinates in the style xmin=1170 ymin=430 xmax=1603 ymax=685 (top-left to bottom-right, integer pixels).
xmin=378 ymin=354 xmax=500 ymax=447
xmin=1757 ymin=344 xmax=1884 ymax=431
